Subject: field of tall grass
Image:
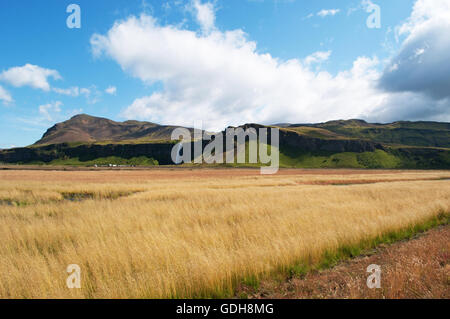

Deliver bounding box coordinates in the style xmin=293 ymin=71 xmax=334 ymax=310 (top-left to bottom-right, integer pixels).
xmin=0 ymin=169 xmax=449 ymax=298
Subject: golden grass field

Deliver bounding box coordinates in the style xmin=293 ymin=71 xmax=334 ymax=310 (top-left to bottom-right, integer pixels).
xmin=240 ymin=225 xmax=450 ymax=299
xmin=0 ymin=168 xmax=449 ymax=298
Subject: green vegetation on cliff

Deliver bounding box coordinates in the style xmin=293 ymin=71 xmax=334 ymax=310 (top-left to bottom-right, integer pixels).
xmin=0 ymin=116 xmax=449 ymax=169
xmin=278 ymin=148 xmax=450 ymax=169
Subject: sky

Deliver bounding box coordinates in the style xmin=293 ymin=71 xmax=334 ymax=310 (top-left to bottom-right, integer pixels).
xmin=1 ymin=0 xmax=449 ymax=148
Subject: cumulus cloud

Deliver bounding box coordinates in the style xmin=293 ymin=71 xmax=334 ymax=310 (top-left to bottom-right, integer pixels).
xmin=90 ymin=0 xmax=450 ymax=129
xmin=190 ymin=0 xmax=216 ymax=33
xmin=379 ymin=0 xmax=450 ymax=99
xmin=105 ymin=86 xmax=117 ymax=95
xmin=39 ymin=101 xmax=62 ymax=121
xmin=368 ymin=93 xmax=450 ymax=123
xmin=91 ymin=14 xmax=387 ymax=129
xmin=0 ymin=85 xmax=13 ymax=105
xmin=0 ymin=64 xmax=61 ymax=91
xmin=317 ymin=9 xmax=340 ymax=17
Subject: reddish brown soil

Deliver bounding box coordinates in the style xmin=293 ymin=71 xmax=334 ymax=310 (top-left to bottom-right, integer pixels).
xmin=296 ymin=177 xmax=449 ymax=185
xmin=0 ymin=166 xmax=444 ymax=183
xmin=238 ymin=226 xmax=450 ymax=299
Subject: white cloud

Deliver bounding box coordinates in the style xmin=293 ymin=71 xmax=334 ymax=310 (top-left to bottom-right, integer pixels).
xmin=317 ymin=9 xmax=340 ymax=17
xmin=82 ymin=86 xmax=102 ymax=104
xmin=0 ymin=64 xmax=61 ymax=91
xmin=105 ymin=86 xmax=117 ymax=95
xmin=303 ymin=51 xmax=332 ymax=66
xmin=380 ymin=0 xmax=450 ymax=99
xmin=80 ymin=87 xmax=91 ymax=96
xmin=76 ymin=86 xmax=102 ymax=104
xmin=0 ymin=85 xmax=13 ymax=105
xmin=91 ymin=14 xmax=389 ymax=129
xmin=190 ymin=0 xmax=216 ymax=33
xmin=349 ymin=1 xmax=379 ymax=16
xmin=396 ymin=0 xmax=450 ymax=36
xmin=90 ymin=1 xmax=450 ymax=129
xmin=39 ymin=101 xmax=63 ymax=121
xmin=306 ymin=9 xmax=341 ymax=19
xmin=53 ymin=85 xmax=101 ymax=103
xmin=361 ymin=0 xmax=376 ymax=11
xmin=53 ymin=87 xmax=80 ymax=97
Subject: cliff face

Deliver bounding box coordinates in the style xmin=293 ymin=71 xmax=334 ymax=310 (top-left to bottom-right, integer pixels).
xmin=1 ymin=115 xmax=449 ymax=168
xmin=0 ymin=129 xmax=382 ymax=165
xmin=278 ymin=128 xmax=383 ymax=153
xmin=0 ymin=143 xmax=175 ymax=165
xmin=238 ymin=124 xmax=383 ymax=153
xmin=304 ymin=120 xmax=450 ymax=148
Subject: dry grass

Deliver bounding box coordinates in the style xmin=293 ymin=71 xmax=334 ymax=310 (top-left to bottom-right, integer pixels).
xmin=0 ymin=169 xmax=449 ymax=298
xmin=242 ymin=225 xmax=450 ymax=299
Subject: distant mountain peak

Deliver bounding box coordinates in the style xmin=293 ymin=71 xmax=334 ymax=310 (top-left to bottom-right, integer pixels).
xmin=32 ymin=114 xmax=450 ymax=149
xmin=70 ymin=113 xmax=91 ymax=119
xmin=34 ymin=114 xmax=183 ymax=145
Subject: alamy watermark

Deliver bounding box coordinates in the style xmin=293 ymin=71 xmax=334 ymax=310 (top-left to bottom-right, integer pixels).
xmin=170 ymin=125 xmax=280 ymax=175
xmin=66 ymin=4 xmax=81 ymax=29
xmin=366 ymin=264 xmax=381 ymax=289
xmin=66 ymin=264 xmax=81 ymax=289
xmin=365 ymin=1 xmax=381 ymax=29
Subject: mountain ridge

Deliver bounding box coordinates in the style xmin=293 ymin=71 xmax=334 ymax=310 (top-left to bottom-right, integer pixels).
xmin=1 ymin=114 xmax=449 ymax=169
xmin=34 ymin=114 xmax=450 ymax=148
xmin=35 ymin=114 xmax=192 ymax=146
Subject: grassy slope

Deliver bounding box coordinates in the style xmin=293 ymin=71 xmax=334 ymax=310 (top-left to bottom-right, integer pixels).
xmin=277 ymin=121 xmax=450 ymax=169
xmin=309 ymin=121 xmax=450 ymax=148
xmin=279 ymin=146 xmax=450 ymax=169
xmin=27 ymin=156 xmax=160 ymax=166
xmin=9 ymin=145 xmax=450 ymax=169
xmin=50 ymin=156 xmax=159 ymax=166
xmin=3 ymin=120 xmax=449 ymax=168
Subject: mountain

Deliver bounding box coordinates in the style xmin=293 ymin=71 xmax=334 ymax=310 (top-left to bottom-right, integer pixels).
xmin=0 ymin=115 xmax=449 ymax=169
xmin=35 ymin=114 xmax=193 ymax=145
xmin=273 ymin=120 xmax=450 ymax=169
xmin=284 ymin=119 xmax=450 ymax=148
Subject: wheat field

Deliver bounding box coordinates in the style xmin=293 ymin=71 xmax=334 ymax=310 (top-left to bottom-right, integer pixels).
xmin=0 ymin=169 xmax=449 ymax=298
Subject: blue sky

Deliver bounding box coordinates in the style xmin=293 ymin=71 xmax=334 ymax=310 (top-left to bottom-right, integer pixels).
xmin=1 ymin=0 xmax=449 ymax=148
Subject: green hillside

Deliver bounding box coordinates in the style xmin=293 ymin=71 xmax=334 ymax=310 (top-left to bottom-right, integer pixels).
xmin=287 ymin=120 xmax=450 ymax=148
xmin=278 ymin=148 xmax=450 ymax=169
xmin=0 ymin=116 xmax=449 ymax=169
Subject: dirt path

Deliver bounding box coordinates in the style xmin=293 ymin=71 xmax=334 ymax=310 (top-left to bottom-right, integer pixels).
xmin=239 ymin=225 xmax=450 ymax=299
